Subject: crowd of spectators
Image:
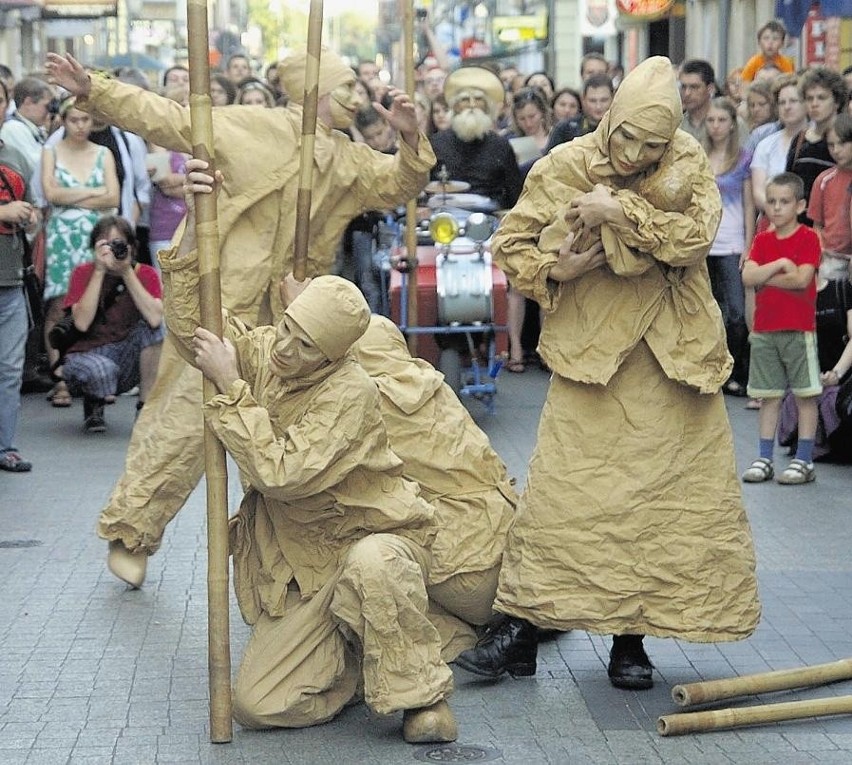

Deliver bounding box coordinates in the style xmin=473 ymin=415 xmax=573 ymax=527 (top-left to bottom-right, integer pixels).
xmin=3 ymin=15 xmax=852 ymax=471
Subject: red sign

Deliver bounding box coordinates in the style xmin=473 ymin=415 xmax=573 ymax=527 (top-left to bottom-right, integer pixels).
xmin=616 ymin=0 xmax=674 ymax=21
xmin=805 ymin=6 xmax=827 ymax=65
xmin=460 ymin=38 xmax=491 ymax=59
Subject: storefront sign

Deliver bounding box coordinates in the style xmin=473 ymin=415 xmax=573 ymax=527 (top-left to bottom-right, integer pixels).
xmin=42 ymin=0 xmax=115 ymax=18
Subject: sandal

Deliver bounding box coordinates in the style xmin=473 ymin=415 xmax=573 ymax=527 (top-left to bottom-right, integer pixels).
xmin=777 ymin=458 xmax=816 ymax=485
xmin=745 ymin=398 xmax=762 ymax=410
xmin=723 ymin=380 xmax=747 ymax=397
xmin=49 ymin=383 xmax=72 ymax=408
xmin=742 ymin=457 xmax=774 ymax=483
xmin=0 ymin=450 xmax=32 ymax=473
xmin=505 ymin=359 xmax=526 ymax=374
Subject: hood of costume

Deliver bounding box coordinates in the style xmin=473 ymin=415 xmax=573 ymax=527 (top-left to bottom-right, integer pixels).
xmin=277 ymin=48 xmax=354 ymax=104
xmin=492 ymin=55 xmax=729 ymax=393
xmin=352 ymin=316 xmax=515 ymax=584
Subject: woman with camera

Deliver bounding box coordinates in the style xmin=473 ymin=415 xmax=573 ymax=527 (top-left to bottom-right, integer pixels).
xmin=54 ymin=215 xmax=163 ymax=433
xmin=42 ymin=97 xmax=119 ymax=407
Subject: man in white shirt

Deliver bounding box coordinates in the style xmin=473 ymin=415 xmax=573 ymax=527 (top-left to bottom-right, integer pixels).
xmin=0 ymin=78 xmax=54 ymax=178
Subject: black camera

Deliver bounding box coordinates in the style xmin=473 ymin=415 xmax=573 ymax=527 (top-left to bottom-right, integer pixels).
xmin=415 ymin=7 xmax=427 ymax=19
xmin=108 ymin=238 xmax=129 ymax=260
xmin=47 ymin=97 xmax=61 ymax=116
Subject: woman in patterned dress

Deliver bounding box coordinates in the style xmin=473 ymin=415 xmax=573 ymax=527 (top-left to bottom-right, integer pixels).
xmin=41 ymin=98 xmax=119 ymax=406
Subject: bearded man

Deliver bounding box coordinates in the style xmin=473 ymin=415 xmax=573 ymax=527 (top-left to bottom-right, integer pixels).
xmin=44 ymin=49 xmax=436 ymax=589
xmin=429 ymin=67 xmax=522 ymax=210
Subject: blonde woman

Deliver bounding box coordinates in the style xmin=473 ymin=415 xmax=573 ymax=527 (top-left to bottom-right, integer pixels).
xmin=704 ymin=96 xmax=754 ymax=397
xmin=42 ymin=97 xmax=119 ymax=406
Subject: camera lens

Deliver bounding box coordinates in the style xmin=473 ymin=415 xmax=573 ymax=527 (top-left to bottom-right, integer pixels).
xmin=108 ymin=239 xmax=129 ymax=260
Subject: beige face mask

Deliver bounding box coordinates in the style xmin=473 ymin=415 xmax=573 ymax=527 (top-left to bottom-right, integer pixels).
xmin=268 ymin=315 xmax=328 ymax=380
xmin=328 ymin=81 xmax=360 ymax=129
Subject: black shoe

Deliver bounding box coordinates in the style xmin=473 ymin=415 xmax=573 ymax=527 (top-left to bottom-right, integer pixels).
xmin=83 ymin=397 xmax=107 ymax=434
xmin=452 ymin=615 xmax=538 ymax=679
xmin=608 ymin=634 xmax=653 ymax=690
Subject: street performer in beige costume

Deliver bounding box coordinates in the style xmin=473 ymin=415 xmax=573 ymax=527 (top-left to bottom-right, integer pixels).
xmin=353 ymin=315 xmax=517 ymax=654
xmin=454 ymin=57 xmax=761 ymax=690
xmin=45 ymin=51 xmax=436 ymax=588
xmin=156 ymin=164 xmax=457 ymax=742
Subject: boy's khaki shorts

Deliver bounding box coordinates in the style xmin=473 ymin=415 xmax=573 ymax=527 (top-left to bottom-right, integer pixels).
xmin=747 ymin=330 xmax=822 ymax=399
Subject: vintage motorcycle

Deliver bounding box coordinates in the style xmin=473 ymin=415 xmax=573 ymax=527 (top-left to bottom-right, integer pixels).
xmin=388 ymin=180 xmax=508 ymax=413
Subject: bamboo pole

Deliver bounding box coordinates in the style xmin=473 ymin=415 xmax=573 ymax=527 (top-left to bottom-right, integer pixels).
xmin=657 ymin=695 xmax=852 ymax=736
xmin=292 ymin=0 xmax=324 ymax=281
xmin=186 ymin=0 xmax=231 ymax=744
xmin=402 ymin=0 xmax=418 ymax=354
xmin=671 ymin=659 xmax=852 ymax=707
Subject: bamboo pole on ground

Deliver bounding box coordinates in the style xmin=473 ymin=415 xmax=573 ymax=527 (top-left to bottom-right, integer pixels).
xmin=671 ymin=658 xmax=852 ymax=707
xmin=657 ymin=695 xmax=852 ymax=736
xmin=185 ymin=0 xmax=231 ymax=743
xmin=402 ymin=0 xmax=418 ymax=354
xmin=292 ymin=0 xmax=324 ymax=281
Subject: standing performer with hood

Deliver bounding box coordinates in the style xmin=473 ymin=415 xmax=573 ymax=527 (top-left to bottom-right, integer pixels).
xmin=44 ymin=50 xmax=436 ymax=588
xmin=454 ymin=57 xmax=761 ymax=690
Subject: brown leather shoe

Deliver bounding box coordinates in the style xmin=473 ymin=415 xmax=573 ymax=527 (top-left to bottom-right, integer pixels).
xmin=107 ymin=540 xmax=147 ymax=588
xmin=402 ymin=700 xmax=458 ymax=744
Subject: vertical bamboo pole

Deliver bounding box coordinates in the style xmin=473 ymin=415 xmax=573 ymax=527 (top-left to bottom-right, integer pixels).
xmin=402 ymin=0 xmax=418 ymax=354
xmin=292 ymin=0 xmax=324 ymax=281
xmin=186 ymin=0 xmax=231 ymax=743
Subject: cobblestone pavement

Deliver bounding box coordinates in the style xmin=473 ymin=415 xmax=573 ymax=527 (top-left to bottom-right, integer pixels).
xmin=2 ymin=367 xmax=851 ymax=765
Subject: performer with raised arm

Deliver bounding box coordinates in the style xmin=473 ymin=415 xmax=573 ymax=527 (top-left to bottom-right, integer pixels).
xmin=44 ymin=51 xmax=436 ymax=588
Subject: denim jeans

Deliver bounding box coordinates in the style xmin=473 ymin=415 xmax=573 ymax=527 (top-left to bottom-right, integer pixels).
xmin=0 ymin=286 xmax=27 ymax=453
xmin=707 ymin=254 xmax=749 ymax=386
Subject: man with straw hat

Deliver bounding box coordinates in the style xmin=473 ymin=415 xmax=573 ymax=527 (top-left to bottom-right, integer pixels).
xmin=150 ymin=158 xmax=458 ymax=744
xmin=429 ymin=65 xmax=522 ymax=211
xmin=44 ymin=50 xmax=436 ymax=589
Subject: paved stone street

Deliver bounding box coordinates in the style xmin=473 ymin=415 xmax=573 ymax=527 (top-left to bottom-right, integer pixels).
xmin=2 ymin=366 xmax=851 ymax=764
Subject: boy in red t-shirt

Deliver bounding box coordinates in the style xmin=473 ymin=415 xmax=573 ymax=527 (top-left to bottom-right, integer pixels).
xmin=741 ymin=20 xmax=795 ymax=83
xmin=741 ymin=172 xmax=822 ymax=485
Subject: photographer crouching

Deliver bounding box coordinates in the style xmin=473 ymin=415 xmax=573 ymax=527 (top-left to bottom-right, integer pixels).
xmin=51 ymin=215 xmax=164 ymax=433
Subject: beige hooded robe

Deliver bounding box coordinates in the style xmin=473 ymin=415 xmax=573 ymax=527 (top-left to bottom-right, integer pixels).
xmin=490 ymin=57 xmax=761 ymax=641
xmin=353 ymin=315 xmax=516 ymax=586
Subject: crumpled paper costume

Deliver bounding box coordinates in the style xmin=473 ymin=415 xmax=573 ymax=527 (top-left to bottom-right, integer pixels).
xmin=79 ymin=49 xmax=436 ymax=556
xmin=490 ymin=56 xmax=761 ymax=641
xmin=160 ymin=254 xmax=454 ymax=727
xmin=353 ymin=316 xmax=517 ymax=654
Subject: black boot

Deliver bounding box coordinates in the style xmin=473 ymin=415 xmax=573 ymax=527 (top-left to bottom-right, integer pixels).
xmin=83 ymin=396 xmax=106 ymax=434
xmin=608 ymin=634 xmax=653 ymax=690
xmin=452 ymin=615 xmax=538 ymax=679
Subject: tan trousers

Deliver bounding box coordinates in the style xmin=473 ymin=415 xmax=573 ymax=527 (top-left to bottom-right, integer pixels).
xmin=233 ymin=534 xmax=455 ymax=729
xmin=97 ymin=337 xmax=207 ymax=553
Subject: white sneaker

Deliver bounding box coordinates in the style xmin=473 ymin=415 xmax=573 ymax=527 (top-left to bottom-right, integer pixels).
xmin=777 ymin=458 xmax=816 ymax=485
xmin=742 ymin=458 xmax=774 ymax=483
